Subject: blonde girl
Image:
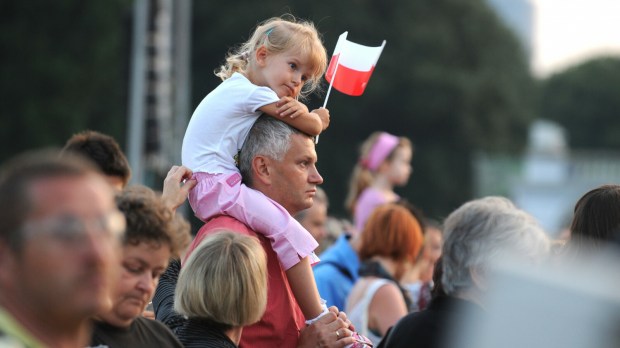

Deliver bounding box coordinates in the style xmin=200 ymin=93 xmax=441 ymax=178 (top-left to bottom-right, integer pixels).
xmin=345 ymin=132 xmax=414 ymax=233
xmin=181 ymin=16 xmax=330 ymax=324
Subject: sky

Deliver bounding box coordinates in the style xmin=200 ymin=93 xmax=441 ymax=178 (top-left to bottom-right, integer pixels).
xmin=531 ymin=0 xmax=620 ymax=77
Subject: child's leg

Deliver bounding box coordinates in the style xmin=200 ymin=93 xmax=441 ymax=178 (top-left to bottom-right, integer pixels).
xmin=287 ymin=256 xmax=329 ymax=322
xmin=189 ymin=172 xmax=319 ymax=270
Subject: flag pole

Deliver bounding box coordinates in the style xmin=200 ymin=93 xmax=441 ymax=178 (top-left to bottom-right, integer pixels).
xmin=323 ymin=60 xmax=340 ymax=109
xmin=317 ymin=55 xmax=340 ymax=144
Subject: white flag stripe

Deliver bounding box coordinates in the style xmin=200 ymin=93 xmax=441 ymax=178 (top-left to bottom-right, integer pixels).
xmin=333 ymin=32 xmax=386 ymax=71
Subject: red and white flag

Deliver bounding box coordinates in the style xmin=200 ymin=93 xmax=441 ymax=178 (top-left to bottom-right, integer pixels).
xmin=325 ymin=32 xmax=386 ymax=96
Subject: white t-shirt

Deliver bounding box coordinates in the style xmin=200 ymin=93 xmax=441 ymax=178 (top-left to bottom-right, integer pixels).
xmin=182 ymin=73 xmax=280 ymax=173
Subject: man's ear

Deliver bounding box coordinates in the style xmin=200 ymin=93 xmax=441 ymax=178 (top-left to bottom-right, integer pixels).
xmin=255 ymin=46 xmax=268 ymax=67
xmin=252 ymin=155 xmax=272 ymax=186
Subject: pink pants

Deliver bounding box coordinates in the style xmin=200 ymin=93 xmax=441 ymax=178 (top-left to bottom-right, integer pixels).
xmin=189 ymin=172 xmax=319 ymax=270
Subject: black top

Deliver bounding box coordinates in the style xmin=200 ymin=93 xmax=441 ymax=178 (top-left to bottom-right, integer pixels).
xmin=177 ymin=318 xmax=237 ymax=348
xmin=153 ymin=258 xmax=238 ymax=348
xmin=89 ymin=316 xmax=183 ymax=348
xmin=377 ymin=295 xmax=483 ymax=348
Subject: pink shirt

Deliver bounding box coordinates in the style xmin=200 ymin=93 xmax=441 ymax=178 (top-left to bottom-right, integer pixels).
xmin=185 ymin=216 xmax=305 ymax=348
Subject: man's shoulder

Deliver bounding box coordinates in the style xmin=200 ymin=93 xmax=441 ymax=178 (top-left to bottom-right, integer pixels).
xmin=199 ymin=215 xmax=257 ymax=237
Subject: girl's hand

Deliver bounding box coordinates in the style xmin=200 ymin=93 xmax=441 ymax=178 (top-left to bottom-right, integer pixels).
xmin=312 ymin=107 xmax=330 ymax=131
xmin=276 ymin=96 xmax=310 ymax=119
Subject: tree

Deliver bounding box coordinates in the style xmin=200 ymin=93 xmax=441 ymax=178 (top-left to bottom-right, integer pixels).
xmin=0 ymin=0 xmax=132 ymax=162
xmin=540 ymin=57 xmax=620 ymax=149
xmin=191 ymin=0 xmax=535 ymax=218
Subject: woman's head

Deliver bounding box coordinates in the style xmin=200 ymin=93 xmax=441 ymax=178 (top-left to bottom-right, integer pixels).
xmin=358 ymin=204 xmax=424 ymax=280
xmin=215 ymin=15 xmax=327 ymax=100
xmin=570 ymin=184 xmax=620 ymax=253
xmin=175 ymin=231 xmax=268 ymax=328
xmin=102 ymin=185 xmax=184 ymax=327
xmin=441 ymin=196 xmax=549 ymax=297
xmin=346 ymin=132 xmax=413 ymax=214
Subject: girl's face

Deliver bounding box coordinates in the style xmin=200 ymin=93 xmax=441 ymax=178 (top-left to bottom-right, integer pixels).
xmin=385 ymin=145 xmax=413 ymax=186
xmin=256 ymin=46 xmax=313 ymax=98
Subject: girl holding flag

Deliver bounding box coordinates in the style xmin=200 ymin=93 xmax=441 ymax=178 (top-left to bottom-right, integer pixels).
xmin=181 ymin=15 xmax=334 ymax=328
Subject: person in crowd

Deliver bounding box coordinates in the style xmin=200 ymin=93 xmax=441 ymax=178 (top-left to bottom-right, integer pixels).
xmin=402 ymin=220 xmax=443 ymax=312
xmin=313 ymin=226 xmax=361 ymax=311
xmin=566 ymin=184 xmax=620 ymax=256
xmin=175 ymin=116 xmax=359 ymax=348
xmin=162 ymin=231 xmax=267 ymax=347
xmin=89 ymin=186 xmax=187 ymax=347
xmin=181 ymin=15 xmax=331 ymax=326
xmin=0 ymin=150 xmax=124 ymax=348
xmin=379 ymin=196 xmax=550 ymax=348
xmin=61 ymin=130 xmax=131 ymax=191
xmin=345 ymin=204 xmax=424 ymax=345
xmin=345 ymin=131 xmax=413 ymax=233
xmin=295 ymin=187 xmax=330 ymax=253
xmin=315 ymin=132 xmax=414 ymax=312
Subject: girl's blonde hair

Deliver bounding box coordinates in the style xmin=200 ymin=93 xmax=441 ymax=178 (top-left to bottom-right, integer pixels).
xmin=215 ymin=15 xmax=328 ymax=99
xmin=345 ymin=132 xmax=413 ymax=215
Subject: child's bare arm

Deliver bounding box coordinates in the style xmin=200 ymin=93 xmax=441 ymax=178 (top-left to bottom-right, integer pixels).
xmin=260 ymin=97 xmax=323 ymax=136
xmin=285 ymin=256 xmax=325 ymax=320
xmin=312 ymin=107 xmax=330 ymax=131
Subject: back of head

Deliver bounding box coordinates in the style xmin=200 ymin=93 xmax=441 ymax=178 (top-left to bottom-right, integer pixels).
xmin=0 ymin=149 xmax=99 ymax=251
xmin=345 ymin=132 xmax=413 ymax=215
xmin=215 ymin=15 xmax=327 ymax=99
xmin=239 ymin=115 xmax=304 ymax=186
xmin=441 ymin=196 xmax=550 ymax=296
xmin=62 ymin=130 xmax=131 ymax=187
xmin=116 ymin=185 xmax=182 ymax=256
xmin=569 ymin=184 xmax=620 ymax=254
xmin=359 ymin=203 xmax=424 ymax=279
xmin=174 ymin=231 xmax=268 ymax=327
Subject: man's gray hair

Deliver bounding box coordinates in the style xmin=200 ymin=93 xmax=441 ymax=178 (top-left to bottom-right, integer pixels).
xmin=239 ymin=116 xmax=305 ymax=186
xmin=441 ymin=196 xmax=550 ymax=296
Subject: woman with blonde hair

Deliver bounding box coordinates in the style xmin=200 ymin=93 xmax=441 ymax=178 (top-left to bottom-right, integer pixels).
xmin=345 ymin=204 xmax=424 ymax=345
xmin=173 ymin=231 xmax=268 ymax=347
xmin=345 ymin=132 xmax=413 ymax=233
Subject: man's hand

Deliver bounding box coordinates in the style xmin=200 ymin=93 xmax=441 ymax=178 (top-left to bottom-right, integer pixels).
xmin=162 ymin=165 xmax=197 ymax=212
xmin=297 ymin=307 xmax=355 ymax=348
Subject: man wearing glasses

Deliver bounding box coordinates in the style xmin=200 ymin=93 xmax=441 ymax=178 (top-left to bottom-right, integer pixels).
xmin=0 ymin=150 xmax=125 ymax=348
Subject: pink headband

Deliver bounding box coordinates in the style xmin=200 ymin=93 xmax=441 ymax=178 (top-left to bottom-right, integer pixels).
xmin=361 ymin=132 xmax=399 ymax=171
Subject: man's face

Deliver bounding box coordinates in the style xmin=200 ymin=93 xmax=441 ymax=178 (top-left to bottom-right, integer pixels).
xmin=268 ymin=133 xmax=323 ymax=214
xmin=299 ymin=202 xmax=328 ymax=241
xmin=10 ymin=175 xmax=122 ymax=321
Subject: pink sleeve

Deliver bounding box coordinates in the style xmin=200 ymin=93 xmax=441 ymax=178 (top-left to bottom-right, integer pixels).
xmin=354 ymin=188 xmax=391 ymax=232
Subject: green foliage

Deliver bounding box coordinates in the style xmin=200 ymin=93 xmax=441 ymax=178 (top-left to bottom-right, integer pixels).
xmin=540 ymin=57 xmax=620 ymax=149
xmin=193 ymin=0 xmax=534 ymax=218
xmin=0 ymin=0 xmax=133 ymax=161
xmin=0 ymin=0 xmax=535 ymax=220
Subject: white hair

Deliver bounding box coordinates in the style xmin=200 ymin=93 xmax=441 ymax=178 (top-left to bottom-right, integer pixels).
xmin=239 ymin=116 xmax=307 ymax=186
xmin=441 ymin=196 xmax=550 ymax=295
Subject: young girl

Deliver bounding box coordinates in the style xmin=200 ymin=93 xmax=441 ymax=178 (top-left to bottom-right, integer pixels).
xmin=345 ymin=132 xmax=414 ymax=233
xmin=181 ymin=16 xmax=330 ymax=325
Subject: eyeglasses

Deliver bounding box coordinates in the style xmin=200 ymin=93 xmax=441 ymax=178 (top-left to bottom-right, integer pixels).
xmin=22 ymin=210 xmax=126 ymax=245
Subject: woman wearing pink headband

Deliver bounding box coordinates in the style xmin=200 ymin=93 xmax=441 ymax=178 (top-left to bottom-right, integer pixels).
xmin=345 ymin=131 xmax=413 ymax=233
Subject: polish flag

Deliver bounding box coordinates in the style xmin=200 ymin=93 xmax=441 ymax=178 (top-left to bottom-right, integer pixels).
xmin=325 ymin=32 xmax=386 ymax=96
